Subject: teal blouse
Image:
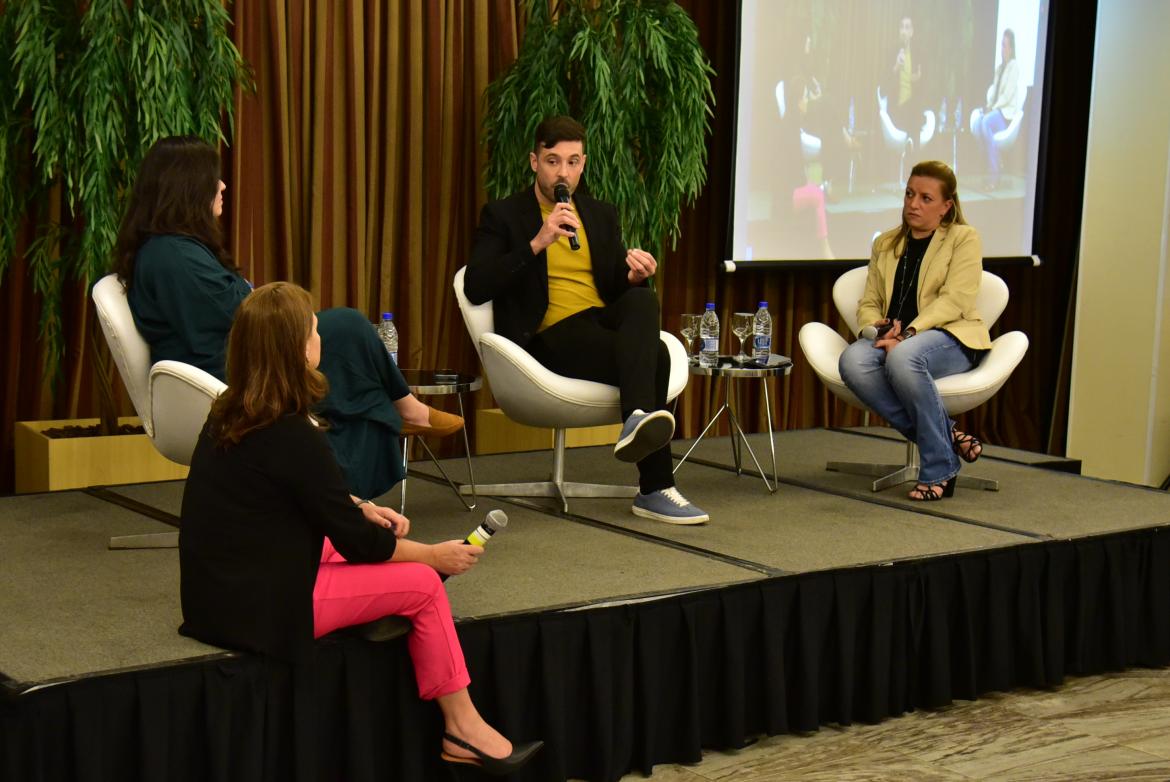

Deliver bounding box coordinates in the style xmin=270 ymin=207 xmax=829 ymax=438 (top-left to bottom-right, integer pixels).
xmin=127 ymin=234 xmax=407 ymax=497
xmin=129 ymin=234 xmax=250 ymax=381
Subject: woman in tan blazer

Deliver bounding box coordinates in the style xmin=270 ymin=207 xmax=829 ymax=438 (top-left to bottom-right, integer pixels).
xmin=838 ymin=161 xmax=989 ymax=500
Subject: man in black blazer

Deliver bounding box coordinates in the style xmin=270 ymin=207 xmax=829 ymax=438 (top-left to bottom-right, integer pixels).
xmin=465 ymin=116 xmax=708 ymax=525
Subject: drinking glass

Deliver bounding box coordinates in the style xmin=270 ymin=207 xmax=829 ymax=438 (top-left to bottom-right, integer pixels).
xmin=731 ymin=312 xmax=754 ymax=362
xmin=679 ymin=313 xmax=700 ymax=361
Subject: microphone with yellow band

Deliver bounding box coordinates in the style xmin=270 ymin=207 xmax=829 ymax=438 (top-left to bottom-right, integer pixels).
xmin=440 ymin=509 xmax=508 ymax=581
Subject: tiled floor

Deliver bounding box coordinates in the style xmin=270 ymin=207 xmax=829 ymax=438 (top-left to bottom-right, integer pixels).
xmin=607 ymin=667 xmax=1170 ymax=781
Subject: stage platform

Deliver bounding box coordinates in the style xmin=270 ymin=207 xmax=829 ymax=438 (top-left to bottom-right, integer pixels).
xmin=2 ymin=427 xmax=1168 ymax=782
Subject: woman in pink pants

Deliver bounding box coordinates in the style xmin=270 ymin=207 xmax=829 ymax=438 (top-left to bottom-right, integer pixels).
xmin=179 ymin=281 xmax=540 ymax=775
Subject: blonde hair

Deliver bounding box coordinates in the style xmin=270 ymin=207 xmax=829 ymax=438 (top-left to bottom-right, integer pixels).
xmin=208 ymin=282 xmax=328 ymax=446
xmin=886 ymin=160 xmax=966 ymax=255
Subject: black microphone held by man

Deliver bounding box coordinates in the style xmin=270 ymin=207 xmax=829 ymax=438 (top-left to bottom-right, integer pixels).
xmin=553 ymin=182 xmax=580 ymax=251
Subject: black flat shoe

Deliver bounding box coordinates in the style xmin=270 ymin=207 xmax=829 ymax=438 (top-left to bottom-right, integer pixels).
xmin=441 ymin=733 xmax=543 ymax=776
xmin=908 ymin=478 xmax=955 ymax=501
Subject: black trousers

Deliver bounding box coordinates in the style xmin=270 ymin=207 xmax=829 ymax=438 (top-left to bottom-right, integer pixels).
xmin=526 ymin=287 xmax=673 ymax=494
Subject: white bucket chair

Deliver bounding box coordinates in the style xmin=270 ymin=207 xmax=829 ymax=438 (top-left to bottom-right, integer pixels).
xmin=92 ymin=273 xmax=226 ymax=547
xmin=969 ymin=90 xmax=1026 ymax=171
xmin=797 ymin=267 xmax=1028 ymax=492
xmin=452 ymin=267 xmax=689 ymax=512
xmin=775 ymin=81 xmax=823 ymax=162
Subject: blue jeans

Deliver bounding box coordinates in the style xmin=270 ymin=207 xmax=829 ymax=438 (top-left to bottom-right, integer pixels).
xmin=978 ymin=109 xmax=1008 ymax=180
xmin=839 ymin=329 xmax=976 ymax=484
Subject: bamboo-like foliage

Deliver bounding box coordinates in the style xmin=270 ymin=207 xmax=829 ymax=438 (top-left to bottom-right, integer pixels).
xmin=0 ymin=0 xmax=248 ymax=376
xmin=483 ymin=0 xmax=715 ymax=260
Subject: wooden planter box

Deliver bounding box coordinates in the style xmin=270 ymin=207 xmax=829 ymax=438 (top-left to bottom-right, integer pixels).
xmin=14 ymin=417 xmax=189 ymax=493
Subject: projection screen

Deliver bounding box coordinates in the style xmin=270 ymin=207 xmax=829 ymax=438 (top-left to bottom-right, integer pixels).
xmin=730 ymin=0 xmax=1049 ymax=263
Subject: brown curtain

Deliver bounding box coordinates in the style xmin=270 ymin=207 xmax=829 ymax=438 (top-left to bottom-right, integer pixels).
xmin=229 ymin=0 xmax=523 ymax=353
xmin=228 ymin=0 xmax=523 ymax=456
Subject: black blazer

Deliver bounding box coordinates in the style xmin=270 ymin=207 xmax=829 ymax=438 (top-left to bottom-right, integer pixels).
xmin=464 ymin=188 xmax=638 ymax=348
xmin=179 ymin=414 xmax=398 ymax=662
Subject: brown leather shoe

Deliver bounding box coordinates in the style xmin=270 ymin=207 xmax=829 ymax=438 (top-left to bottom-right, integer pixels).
xmin=401 ymin=406 xmax=464 ymax=438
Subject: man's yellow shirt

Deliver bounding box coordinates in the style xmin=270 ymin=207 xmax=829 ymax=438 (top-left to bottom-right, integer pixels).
xmin=538 ymin=202 xmax=605 ymax=332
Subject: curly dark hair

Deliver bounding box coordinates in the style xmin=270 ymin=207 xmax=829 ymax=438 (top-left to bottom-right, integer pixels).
xmin=112 ymin=136 xmax=235 ymax=288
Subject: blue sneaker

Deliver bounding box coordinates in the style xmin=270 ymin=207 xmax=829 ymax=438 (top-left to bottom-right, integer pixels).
xmin=614 ymin=409 xmax=675 ymax=463
xmin=632 ymin=487 xmax=709 ymax=525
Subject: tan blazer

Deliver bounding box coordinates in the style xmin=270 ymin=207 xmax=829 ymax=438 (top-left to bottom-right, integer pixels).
xmin=856 ymin=223 xmax=991 ymax=350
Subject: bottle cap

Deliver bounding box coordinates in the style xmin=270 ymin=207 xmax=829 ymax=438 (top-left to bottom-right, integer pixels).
xmin=758 ymin=301 xmax=768 ymax=308
xmin=381 ymin=312 xmax=394 ymax=321
xmin=705 ymin=302 xmax=715 ymax=310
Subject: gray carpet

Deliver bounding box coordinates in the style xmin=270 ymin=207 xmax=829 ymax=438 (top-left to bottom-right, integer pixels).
xmin=7 ymin=428 xmax=1168 ymax=688
xmin=666 ymin=428 xmax=1170 ymax=538
xmin=104 ymin=479 xmax=761 ymax=617
xmin=839 ymin=425 xmax=1080 ymax=468
xmin=0 ymin=491 xmax=222 ymax=685
xmin=1 ymin=481 xmax=757 ymax=687
xmin=108 ymin=479 xmax=186 ymax=516
xmin=409 ymin=446 xmax=1029 ymax=572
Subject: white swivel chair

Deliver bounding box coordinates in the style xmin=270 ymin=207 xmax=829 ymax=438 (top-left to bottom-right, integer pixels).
xmin=775 ymin=81 xmax=823 ymax=162
xmin=452 ymin=267 xmax=689 ymax=512
xmin=92 ymin=273 xmax=226 ymax=547
xmin=877 ymin=86 xmax=936 ymax=184
xmin=797 ymin=267 xmax=1028 ymax=492
xmin=969 ymin=89 xmax=1026 ymax=170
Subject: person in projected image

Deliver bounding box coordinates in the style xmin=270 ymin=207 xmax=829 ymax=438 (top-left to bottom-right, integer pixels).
xmin=464 ymin=115 xmax=709 ymax=525
xmin=838 ymin=161 xmax=990 ymax=501
xmin=178 ymin=281 xmax=542 ymax=775
xmin=887 ymin=16 xmax=926 ymax=137
xmin=113 ymin=136 xmax=463 ymax=503
xmin=974 ymin=28 xmax=1023 ymax=190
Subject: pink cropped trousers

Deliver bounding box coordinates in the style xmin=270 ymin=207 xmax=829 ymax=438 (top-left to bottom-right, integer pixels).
xmin=312 ymin=539 xmax=470 ymax=700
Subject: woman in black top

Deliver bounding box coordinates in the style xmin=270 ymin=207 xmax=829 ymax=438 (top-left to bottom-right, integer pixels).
xmin=180 ymin=282 xmax=540 ymax=774
xmin=112 ymin=136 xmax=462 ymax=499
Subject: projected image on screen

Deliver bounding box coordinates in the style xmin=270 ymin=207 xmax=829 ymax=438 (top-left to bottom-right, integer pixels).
xmin=730 ymin=0 xmax=1047 ymax=262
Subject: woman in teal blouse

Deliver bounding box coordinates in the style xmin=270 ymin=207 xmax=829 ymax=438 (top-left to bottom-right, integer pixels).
xmin=112 ymin=136 xmax=460 ymax=498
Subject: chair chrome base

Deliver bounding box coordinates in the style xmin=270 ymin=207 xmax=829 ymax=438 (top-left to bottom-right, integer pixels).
xmin=458 ymin=428 xmax=636 ymax=513
xmin=827 ymin=439 xmax=999 ymax=492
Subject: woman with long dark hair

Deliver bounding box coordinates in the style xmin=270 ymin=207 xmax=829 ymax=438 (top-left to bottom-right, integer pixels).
xmin=180 ymin=281 xmax=541 ymax=774
xmin=113 ymin=135 xmax=460 ymax=499
xmin=838 ymin=161 xmax=989 ymax=500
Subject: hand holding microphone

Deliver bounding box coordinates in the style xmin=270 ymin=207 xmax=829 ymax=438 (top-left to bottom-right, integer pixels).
xmin=439 ymin=509 xmax=508 ymax=581
xmin=552 ymin=182 xmax=581 ymax=251
xmin=860 ymin=320 xmax=892 ymax=341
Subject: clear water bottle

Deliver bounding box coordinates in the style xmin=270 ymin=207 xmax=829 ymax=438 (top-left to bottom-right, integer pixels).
xmin=699 ymin=302 xmax=719 ymax=368
xmin=752 ymin=302 xmax=772 ymax=362
xmin=377 ymin=312 xmax=399 ymax=364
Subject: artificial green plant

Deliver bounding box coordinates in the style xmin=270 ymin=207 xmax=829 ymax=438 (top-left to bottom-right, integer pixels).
xmin=0 ymin=0 xmax=248 ymax=426
xmin=482 ymin=0 xmax=715 ymax=261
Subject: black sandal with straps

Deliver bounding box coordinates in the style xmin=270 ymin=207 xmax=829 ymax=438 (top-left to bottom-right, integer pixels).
xmin=908 ymin=478 xmax=955 ymax=501
xmin=952 ymin=427 xmax=983 ymax=464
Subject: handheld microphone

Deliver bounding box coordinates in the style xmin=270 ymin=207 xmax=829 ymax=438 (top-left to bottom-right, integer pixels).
xmin=552 ymin=182 xmax=580 ymax=251
xmin=465 ymin=508 xmax=508 ymax=547
xmin=861 ymin=322 xmax=894 ymax=341
xmin=440 ymin=509 xmax=508 ymax=582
